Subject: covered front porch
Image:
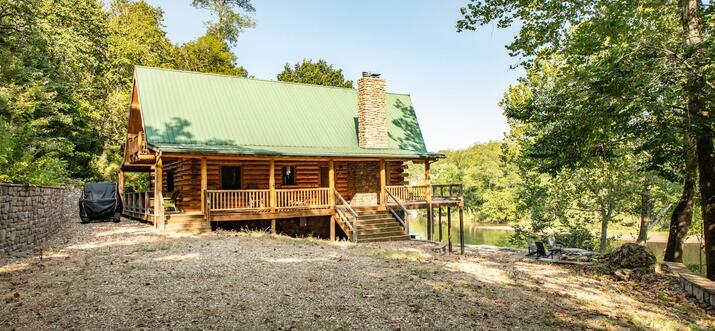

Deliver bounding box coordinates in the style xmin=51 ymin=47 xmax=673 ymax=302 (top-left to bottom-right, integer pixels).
xmin=120 ymin=155 xmax=463 ymax=244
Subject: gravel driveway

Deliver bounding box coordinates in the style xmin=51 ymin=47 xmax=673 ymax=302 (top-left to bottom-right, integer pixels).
xmin=1 ymin=219 xmax=713 ymax=330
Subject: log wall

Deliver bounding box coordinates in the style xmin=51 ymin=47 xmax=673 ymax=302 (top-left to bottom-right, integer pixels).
xmin=153 ymin=158 xmax=411 ymax=210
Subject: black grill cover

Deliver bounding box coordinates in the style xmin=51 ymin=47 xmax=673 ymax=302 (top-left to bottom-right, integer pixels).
xmin=79 ymin=183 xmax=122 ymax=220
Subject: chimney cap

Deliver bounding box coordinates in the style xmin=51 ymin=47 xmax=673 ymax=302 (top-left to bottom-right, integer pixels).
xmin=362 ymin=71 xmax=381 ymax=78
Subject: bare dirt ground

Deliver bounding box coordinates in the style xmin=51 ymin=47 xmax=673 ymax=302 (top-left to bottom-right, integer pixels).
xmin=1 ymin=219 xmax=714 ymax=331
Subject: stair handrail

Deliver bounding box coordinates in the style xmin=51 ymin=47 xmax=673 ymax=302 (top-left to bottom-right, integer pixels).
xmin=335 ymin=207 xmax=355 ymax=233
xmin=385 ymin=190 xmax=409 ymax=235
xmin=333 ymin=189 xmax=358 ymax=242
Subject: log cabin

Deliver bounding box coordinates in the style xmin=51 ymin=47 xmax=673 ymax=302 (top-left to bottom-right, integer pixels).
xmin=120 ymin=66 xmax=464 ymax=244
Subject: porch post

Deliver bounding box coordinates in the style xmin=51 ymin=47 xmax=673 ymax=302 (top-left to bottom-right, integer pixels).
xmin=425 ymin=160 xmax=433 ymax=240
xmin=438 ymin=207 xmax=443 ymax=241
xmin=155 ymin=156 xmax=164 ymax=229
xmin=269 ymin=158 xmax=276 ymax=212
xmin=117 ymin=169 xmax=125 ymax=204
xmin=447 ymin=206 xmax=452 ymax=254
xmin=200 ymin=157 xmax=207 ymax=214
xmin=330 ymin=216 xmax=336 ymax=241
xmin=379 ymin=159 xmax=386 ymax=204
xmin=459 ymin=206 xmax=465 ymax=255
xmin=329 ymin=159 xmax=335 ymax=208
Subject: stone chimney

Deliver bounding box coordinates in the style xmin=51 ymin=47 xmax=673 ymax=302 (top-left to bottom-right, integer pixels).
xmin=357 ymin=71 xmax=388 ymax=148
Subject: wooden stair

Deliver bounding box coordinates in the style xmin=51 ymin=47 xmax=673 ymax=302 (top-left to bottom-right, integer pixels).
xmin=164 ymin=212 xmax=210 ymax=234
xmin=354 ymin=209 xmax=409 ymax=242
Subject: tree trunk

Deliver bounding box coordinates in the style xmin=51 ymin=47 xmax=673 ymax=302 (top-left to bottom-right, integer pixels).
xmin=664 ymin=133 xmax=696 ymax=262
xmin=679 ymin=0 xmax=715 ymax=280
xmin=697 ymin=134 xmax=715 ymax=279
xmin=599 ymin=207 xmax=611 ymax=253
xmin=637 ymin=176 xmax=653 ymax=244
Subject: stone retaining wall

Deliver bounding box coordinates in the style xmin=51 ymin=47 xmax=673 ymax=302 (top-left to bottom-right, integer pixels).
xmin=0 ymin=183 xmax=80 ymax=263
xmin=662 ymin=261 xmax=715 ymax=310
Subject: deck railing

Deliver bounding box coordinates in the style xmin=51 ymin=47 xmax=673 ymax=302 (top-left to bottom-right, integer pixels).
xmin=125 ymin=132 xmax=148 ymax=162
xmin=385 ymin=185 xmax=431 ymax=202
xmin=124 ymin=191 xmax=151 ymax=214
xmin=276 ymin=188 xmax=331 ymax=210
xmin=206 ymin=189 xmax=271 ymax=211
xmin=205 ymin=188 xmax=331 ymax=212
xmin=431 ymin=184 xmax=464 ymax=199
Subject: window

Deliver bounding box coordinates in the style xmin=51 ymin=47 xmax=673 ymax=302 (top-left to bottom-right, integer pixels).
xmin=221 ymin=166 xmax=241 ymax=189
xmin=166 ymin=171 xmax=175 ymax=192
xmin=282 ymin=166 xmax=296 ymax=185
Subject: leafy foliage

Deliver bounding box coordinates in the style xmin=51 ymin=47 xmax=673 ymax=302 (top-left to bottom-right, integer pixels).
xmin=277 ymin=59 xmax=353 ymax=88
xmin=191 ymin=0 xmax=255 ymax=46
xmin=431 ymin=142 xmax=520 ymax=223
xmin=0 ymin=119 xmax=69 ymax=186
xmin=0 ymin=0 xmax=254 ymax=186
xmin=456 ymin=0 xmax=712 ymax=253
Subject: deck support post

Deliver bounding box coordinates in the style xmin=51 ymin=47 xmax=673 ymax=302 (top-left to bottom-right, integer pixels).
xmin=424 ymin=160 xmax=432 ymax=241
xmin=329 ymin=160 xmax=335 ymax=208
xmin=447 ymin=207 xmax=452 ymax=254
xmin=155 ymin=156 xmax=164 ymax=230
xmin=427 ymin=207 xmax=433 ymax=241
xmin=459 ymin=207 xmax=464 ymax=255
xmin=271 ymin=219 xmax=276 ymax=234
xmin=200 ymin=157 xmax=207 ymax=215
xmin=438 ymin=207 xmax=442 ymax=241
xmin=269 ymin=159 xmax=276 ymax=212
xmin=330 ymin=216 xmax=336 ymax=241
xmin=117 ymin=170 xmax=125 ymax=205
xmin=379 ymin=159 xmax=386 ymax=205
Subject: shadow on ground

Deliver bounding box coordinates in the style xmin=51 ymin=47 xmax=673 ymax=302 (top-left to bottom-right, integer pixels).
xmin=1 ymin=220 xmax=713 ymax=330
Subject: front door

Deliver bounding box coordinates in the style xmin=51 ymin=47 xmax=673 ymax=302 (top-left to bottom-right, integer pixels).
xmin=221 ymin=166 xmax=241 ymax=189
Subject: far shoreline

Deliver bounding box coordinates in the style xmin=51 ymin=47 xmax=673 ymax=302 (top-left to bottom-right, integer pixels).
xmin=472 ymin=223 xmax=700 ymax=244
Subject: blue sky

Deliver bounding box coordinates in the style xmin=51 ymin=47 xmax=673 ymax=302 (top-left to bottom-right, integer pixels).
xmin=144 ymin=0 xmax=522 ymax=151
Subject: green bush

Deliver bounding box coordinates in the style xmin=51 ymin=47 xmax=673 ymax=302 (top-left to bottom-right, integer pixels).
xmin=0 ymin=120 xmax=69 ymax=186
xmin=553 ymin=226 xmax=597 ymax=251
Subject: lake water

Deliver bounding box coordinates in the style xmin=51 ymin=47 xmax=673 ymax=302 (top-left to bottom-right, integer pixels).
xmin=409 ymin=215 xmax=703 ymax=266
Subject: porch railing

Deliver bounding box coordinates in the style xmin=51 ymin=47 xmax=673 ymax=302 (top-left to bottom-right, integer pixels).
xmin=205 ymin=188 xmax=331 ymax=212
xmin=206 ymin=189 xmax=271 ymax=212
xmin=124 ymin=191 xmax=151 ymax=214
xmin=431 ymin=184 xmax=464 ymax=199
xmin=125 ymin=132 xmax=148 ymax=162
xmin=276 ymin=188 xmax=331 ymax=210
xmin=385 ymin=185 xmax=431 ymax=202
xmin=384 ymin=191 xmax=409 ymax=235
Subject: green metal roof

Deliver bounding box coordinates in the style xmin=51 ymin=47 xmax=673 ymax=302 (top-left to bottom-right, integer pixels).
xmin=134 ymin=66 xmax=441 ymax=159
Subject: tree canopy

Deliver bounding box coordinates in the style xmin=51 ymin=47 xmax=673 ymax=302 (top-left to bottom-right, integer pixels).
xmin=458 ymin=0 xmax=715 ymax=274
xmin=277 ymin=59 xmax=354 ymax=88
xmin=0 ymin=0 xmax=254 ymax=186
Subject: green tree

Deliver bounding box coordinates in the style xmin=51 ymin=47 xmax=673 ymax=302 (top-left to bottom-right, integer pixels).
xmin=99 ymin=0 xmax=179 ymax=181
xmin=175 ymin=34 xmax=248 ymax=76
xmin=0 ymin=0 xmax=110 ymax=182
xmin=431 ymin=142 xmax=521 ymax=223
xmin=277 ymin=59 xmax=354 ymax=88
xmin=191 ymin=0 xmax=255 ymax=46
xmin=458 ymin=0 xmax=714 ymax=274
